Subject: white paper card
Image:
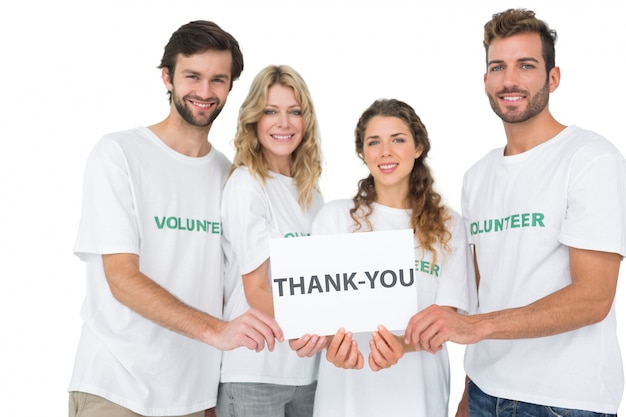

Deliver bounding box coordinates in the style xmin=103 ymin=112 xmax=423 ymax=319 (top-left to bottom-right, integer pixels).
xmin=270 ymin=229 xmax=417 ymax=339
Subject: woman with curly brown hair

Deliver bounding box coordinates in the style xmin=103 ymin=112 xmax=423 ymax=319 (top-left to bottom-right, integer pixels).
xmin=294 ymin=99 xmax=474 ymax=417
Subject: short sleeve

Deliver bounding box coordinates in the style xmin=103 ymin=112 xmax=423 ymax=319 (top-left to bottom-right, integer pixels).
xmin=560 ymin=151 xmax=626 ymax=257
xmin=73 ymin=137 xmax=140 ymax=260
xmin=221 ymin=170 xmax=273 ymax=274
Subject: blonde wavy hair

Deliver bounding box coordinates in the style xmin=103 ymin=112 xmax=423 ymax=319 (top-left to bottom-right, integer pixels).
xmin=350 ymin=99 xmax=451 ymax=264
xmin=232 ymin=65 xmax=322 ymax=209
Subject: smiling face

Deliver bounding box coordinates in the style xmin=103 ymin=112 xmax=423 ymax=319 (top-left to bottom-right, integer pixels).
xmin=164 ymin=49 xmax=233 ymax=127
xmin=362 ymin=115 xmax=423 ymax=197
xmin=484 ymin=32 xmax=558 ymax=124
xmin=256 ymin=84 xmax=304 ymax=175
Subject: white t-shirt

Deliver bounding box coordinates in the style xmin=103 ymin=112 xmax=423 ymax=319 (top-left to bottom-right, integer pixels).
xmin=462 ymin=125 xmax=626 ymax=413
xmin=69 ymin=127 xmax=232 ymax=416
xmin=220 ymin=166 xmax=323 ymax=385
xmin=311 ymin=199 xmax=474 ymax=417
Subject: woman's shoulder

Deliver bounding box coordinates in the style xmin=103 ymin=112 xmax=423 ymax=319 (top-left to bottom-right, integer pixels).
xmin=224 ymin=166 xmax=265 ymax=194
xmin=319 ymin=198 xmax=354 ymax=213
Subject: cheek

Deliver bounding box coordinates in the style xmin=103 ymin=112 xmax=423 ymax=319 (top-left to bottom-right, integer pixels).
xmin=256 ymin=118 xmax=270 ymax=136
xmin=216 ymin=84 xmax=231 ymax=99
xmin=292 ymin=117 xmax=304 ymax=132
xmin=361 ymin=149 xmax=376 ymax=166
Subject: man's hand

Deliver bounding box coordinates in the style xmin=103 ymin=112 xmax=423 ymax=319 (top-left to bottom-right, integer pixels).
xmin=212 ymin=308 xmax=284 ymax=352
xmin=405 ymin=305 xmax=479 ymax=353
xmin=289 ymin=334 xmax=328 ymax=357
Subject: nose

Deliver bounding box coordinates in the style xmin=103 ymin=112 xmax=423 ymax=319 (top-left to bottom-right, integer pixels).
xmin=502 ymin=67 xmax=520 ymax=87
xmin=276 ymin=112 xmax=290 ymax=128
xmin=197 ymin=80 xmax=215 ymax=100
xmin=381 ymin=140 xmax=392 ymax=156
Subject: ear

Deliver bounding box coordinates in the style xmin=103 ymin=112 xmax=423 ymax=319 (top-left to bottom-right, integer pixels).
xmin=161 ymin=67 xmax=173 ymax=91
xmin=548 ymin=66 xmax=561 ymax=93
xmin=414 ymin=144 xmax=424 ymax=160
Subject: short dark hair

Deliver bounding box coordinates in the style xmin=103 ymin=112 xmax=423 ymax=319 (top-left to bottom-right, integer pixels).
xmin=158 ymin=20 xmax=244 ymax=92
xmin=483 ymin=8 xmax=557 ymax=74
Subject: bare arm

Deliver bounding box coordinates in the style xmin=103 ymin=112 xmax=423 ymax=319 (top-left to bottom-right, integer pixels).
xmin=241 ymin=259 xmax=274 ymax=318
xmin=406 ymin=247 xmax=621 ymax=352
xmin=103 ymin=253 xmax=283 ymax=352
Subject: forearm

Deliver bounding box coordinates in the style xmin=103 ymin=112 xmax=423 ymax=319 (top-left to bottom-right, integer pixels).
xmin=474 ymin=282 xmax=614 ymax=340
xmin=242 ymin=259 xmax=274 ymax=317
xmin=475 ymin=248 xmax=620 ymax=341
xmin=244 ymin=286 xmax=275 ymax=318
xmin=103 ymin=254 xmax=224 ymax=345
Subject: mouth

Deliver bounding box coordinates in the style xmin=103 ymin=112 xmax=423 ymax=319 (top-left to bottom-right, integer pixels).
xmin=498 ymin=89 xmax=527 ymax=104
xmin=187 ymin=98 xmax=217 ymax=112
xmin=378 ymin=163 xmax=398 ymax=173
xmin=270 ymin=134 xmax=295 ymax=142
xmin=500 ymin=95 xmax=525 ymax=103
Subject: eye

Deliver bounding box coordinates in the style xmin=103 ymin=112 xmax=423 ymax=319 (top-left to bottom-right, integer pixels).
xmin=490 ymin=65 xmax=504 ymax=72
xmin=521 ymin=63 xmax=535 ymax=70
xmin=392 ymin=137 xmax=406 ymax=143
xmin=366 ymin=140 xmax=379 ymax=146
xmin=289 ymin=109 xmax=302 ymax=116
xmin=263 ymin=109 xmax=277 ymax=115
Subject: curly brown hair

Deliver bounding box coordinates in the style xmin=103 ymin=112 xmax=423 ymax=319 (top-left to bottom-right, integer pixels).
xmin=350 ymin=99 xmax=451 ymax=263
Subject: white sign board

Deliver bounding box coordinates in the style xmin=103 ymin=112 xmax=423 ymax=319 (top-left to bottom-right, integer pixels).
xmin=270 ymin=229 xmax=417 ymax=339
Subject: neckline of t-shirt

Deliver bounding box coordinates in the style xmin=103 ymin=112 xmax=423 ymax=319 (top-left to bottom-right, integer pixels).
xmin=267 ymin=170 xmax=295 ymax=183
xmin=372 ymin=201 xmax=411 ymax=216
xmin=140 ymin=126 xmax=216 ymax=165
xmin=501 ymin=124 xmax=574 ymax=164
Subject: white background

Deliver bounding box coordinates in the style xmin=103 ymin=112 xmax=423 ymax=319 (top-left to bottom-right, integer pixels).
xmin=0 ymin=0 xmax=624 ymax=415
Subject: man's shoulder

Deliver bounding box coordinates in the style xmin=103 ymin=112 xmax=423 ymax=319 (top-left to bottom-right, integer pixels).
xmin=464 ymin=148 xmax=503 ymax=178
xmin=100 ymin=126 xmax=148 ymax=141
xmin=94 ymin=127 xmax=150 ymax=150
xmin=563 ymin=125 xmax=620 ymax=155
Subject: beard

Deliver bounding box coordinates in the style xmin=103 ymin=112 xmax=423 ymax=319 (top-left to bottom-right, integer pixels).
xmin=488 ymin=81 xmax=549 ymax=124
xmin=172 ymin=87 xmax=224 ymax=127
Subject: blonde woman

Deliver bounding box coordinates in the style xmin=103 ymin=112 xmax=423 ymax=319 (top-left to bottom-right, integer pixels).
xmin=217 ymin=65 xmax=324 ymax=417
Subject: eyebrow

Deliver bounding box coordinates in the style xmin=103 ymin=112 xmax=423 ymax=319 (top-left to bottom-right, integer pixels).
xmin=365 ymin=132 xmax=407 ymax=140
xmin=180 ymin=69 xmax=230 ymax=80
xmin=264 ymin=104 xmax=301 ymax=109
xmin=487 ymin=56 xmax=540 ymax=66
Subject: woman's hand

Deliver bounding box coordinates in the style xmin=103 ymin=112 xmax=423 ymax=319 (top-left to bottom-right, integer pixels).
xmin=368 ymin=325 xmax=404 ymax=371
xmin=325 ymin=328 xmax=364 ymax=369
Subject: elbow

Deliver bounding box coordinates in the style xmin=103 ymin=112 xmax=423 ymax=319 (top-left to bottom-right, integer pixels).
xmin=584 ymin=298 xmax=614 ymax=326
xmin=105 ymin=276 xmax=126 ymax=304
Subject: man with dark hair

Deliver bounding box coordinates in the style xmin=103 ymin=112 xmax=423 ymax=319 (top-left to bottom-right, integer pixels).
xmin=405 ymin=9 xmax=625 ymax=416
xmin=68 ymin=20 xmax=283 ymax=417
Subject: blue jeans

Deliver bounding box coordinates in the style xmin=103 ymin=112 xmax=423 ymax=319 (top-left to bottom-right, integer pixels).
xmin=468 ymin=380 xmax=617 ymax=417
xmin=216 ymin=382 xmax=316 ymax=417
